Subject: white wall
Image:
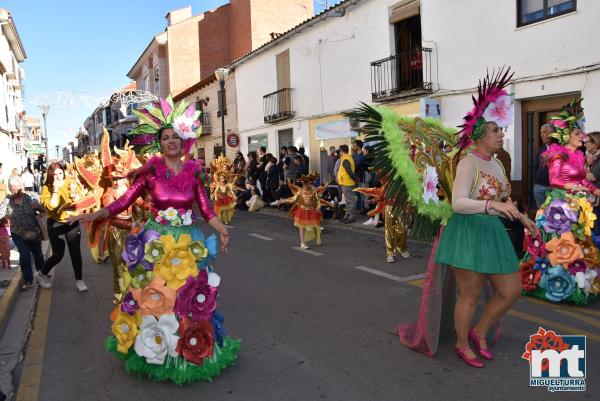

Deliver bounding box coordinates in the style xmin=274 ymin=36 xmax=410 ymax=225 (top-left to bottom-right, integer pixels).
xmin=234 ymin=0 xmax=405 ymax=154
xmin=423 ymin=0 xmax=600 ymax=180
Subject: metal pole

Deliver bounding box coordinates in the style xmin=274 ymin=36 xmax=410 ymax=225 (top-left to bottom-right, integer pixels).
xmin=220 ymin=79 xmax=226 ymax=156
xmin=42 ymin=113 xmax=49 ymax=168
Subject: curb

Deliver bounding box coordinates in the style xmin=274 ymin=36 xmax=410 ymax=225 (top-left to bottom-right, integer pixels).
xmin=0 ymin=269 xmax=22 ymax=335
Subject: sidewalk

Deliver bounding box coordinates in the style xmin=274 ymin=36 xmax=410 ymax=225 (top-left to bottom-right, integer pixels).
xmin=0 ymin=248 xmax=22 ymax=332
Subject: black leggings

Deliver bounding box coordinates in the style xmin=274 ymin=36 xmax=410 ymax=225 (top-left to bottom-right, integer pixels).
xmin=42 ymin=219 xmax=83 ymax=280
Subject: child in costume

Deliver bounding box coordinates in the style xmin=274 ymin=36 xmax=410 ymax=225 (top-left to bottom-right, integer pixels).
xmin=280 ymin=172 xmax=330 ymax=249
xmin=355 ymin=184 xmax=410 ymax=262
xmin=348 ymin=68 xmax=537 ymax=368
xmin=519 ymin=99 xmax=600 ymax=305
xmin=69 ymin=96 xmax=239 ymax=384
xmin=210 ymin=156 xmax=240 ymax=225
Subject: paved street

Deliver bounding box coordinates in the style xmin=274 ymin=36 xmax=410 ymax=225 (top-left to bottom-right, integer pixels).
xmin=16 ymin=211 xmax=600 ymax=401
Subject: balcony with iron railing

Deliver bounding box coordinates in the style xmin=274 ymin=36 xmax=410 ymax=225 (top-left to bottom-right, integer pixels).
xmin=263 ymin=88 xmax=295 ymax=123
xmin=371 ymin=48 xmax=432 ymax=102
xmin=200 ymin=112 xmax=211 ymax=135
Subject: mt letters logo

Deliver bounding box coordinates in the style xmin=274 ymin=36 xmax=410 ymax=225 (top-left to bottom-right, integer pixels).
xmin=522 ymin=327 xmax=586 ymax=392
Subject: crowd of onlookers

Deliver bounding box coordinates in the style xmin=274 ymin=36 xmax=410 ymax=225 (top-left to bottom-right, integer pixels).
xmin=229 ymin=141 xmax=381 ymax=225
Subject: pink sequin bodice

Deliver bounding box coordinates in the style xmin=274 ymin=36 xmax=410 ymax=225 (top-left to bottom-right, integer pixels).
xmin=544 ymin=144 xmax=597 ymax=192
xmin=106 ymin=156 xmax=216 ymax=222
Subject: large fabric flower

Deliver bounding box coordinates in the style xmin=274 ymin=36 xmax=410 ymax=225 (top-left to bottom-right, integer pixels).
xmin=519 ymin=261 xmax=540 ymax=292
xmin=575 ymin=268 xmax=598 ymax=295
xmin=591 ymin=277 xmax=600 ymax=295
xmin=540 ymin=266 xmax=576 ymax=302
xmin=578 ymin=237 xmax=600 ymax=267
xmin=119 ymin=264 xmax=132 ymax=293
xmin=120 ymin=291 xmax=139 ymax=315
xmin=543 ymin=199 xmax=578 ymax=234
xmin=174 ymin=270 xmax=219 ymax=321
xmin=533 ymin=257 xmax=551 ymax=274
xmin=130 ymin=265 xmax=155 ymax=289
xmin=482 ymin=94 xmax=513 ymax=127
xmin=188 ymin=240 xmax=209 ymax=261
xmin=111 ymin=311 xmax=141 ymax=354
xmin=525 ymin=230 xmax=546 ymax=259
xmin=578 ymin=197 xmax=596 ymax=236
xmin=121 ymin=229 xmax=160 ymax=271
xmin=212 ymin=311 xmax=227 ymax=347
xmin=173 ymin=114 xmax=197 ymax=140
xmin=568 ymin=260 xmax=587 ymax=275
xmin=175 ymin=317 xmax=215 ymax=365
xmin=144 ymin=240 xmax=165 ymax=264
xmin=545 ymin=231 xmax=584 ymax=266
xmin=131 ymin=276 xmax=177 ymax=317
xmin=134 ymin=314 xmax=179 ymax=364
xmin=154 ymin=234 xmax=198 ymax=289
xmin=422 ymin=165 xmax=439 ymax=204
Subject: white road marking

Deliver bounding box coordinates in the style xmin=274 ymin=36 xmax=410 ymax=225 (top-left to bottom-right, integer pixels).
xmin=353 ymin=266 xmax=425 ymax=283
xmin=248 ymin=233 xmax=274 ymax=241
xmin=292 ymin=247 xmax=324 ymax=256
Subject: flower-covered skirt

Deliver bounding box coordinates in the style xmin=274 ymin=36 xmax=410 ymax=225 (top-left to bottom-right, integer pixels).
xmin=519 ymin=189 xmax=599 ymax=305
xmin=106 ymin=217 xmax=240 ymax=384
xmin=435 ymin=213 xmax=518 ymax=274
xmin=293 ymin=208 xmax=322 ymax=228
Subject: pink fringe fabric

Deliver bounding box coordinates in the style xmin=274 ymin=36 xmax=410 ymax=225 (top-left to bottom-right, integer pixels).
xmin=398 ymin=227 xmax=502 ymax=356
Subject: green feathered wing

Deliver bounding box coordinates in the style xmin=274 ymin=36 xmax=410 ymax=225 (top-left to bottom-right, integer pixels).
xmin=345 ymin=103 xmax=456 ymax=242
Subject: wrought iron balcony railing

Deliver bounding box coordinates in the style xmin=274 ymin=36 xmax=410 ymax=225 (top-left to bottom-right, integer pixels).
xmin=371 ymin=48 xmax=432 ymax=102
xmin=263 ymin=88 xmax=295 ymax=123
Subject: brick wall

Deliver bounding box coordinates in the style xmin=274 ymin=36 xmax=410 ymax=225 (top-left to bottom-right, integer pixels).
xmin=249 ymin=0 xmax=314 ymax=50
xmin=168 ymin=16 xmax=202 ymax=96
xmin=199 ymin=6 xmax=232 ymax=80
xmin=229 ymin=0 xmax=253 ymax=61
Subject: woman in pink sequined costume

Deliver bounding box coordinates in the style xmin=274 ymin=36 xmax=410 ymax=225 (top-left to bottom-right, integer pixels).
xmin=70 ymin=97 xmax=240 ymax=384
xmin=519 ymin=99 xmax=600 ymax=305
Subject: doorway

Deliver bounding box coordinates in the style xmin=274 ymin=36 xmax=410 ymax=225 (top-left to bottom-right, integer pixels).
xmin=520 ymin=93 xmax=580 ymax=207
xmin=278 ymin=128 xmax=294 ymax=151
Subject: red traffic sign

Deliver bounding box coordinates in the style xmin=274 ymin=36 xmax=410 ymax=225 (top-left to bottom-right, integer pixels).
xmin=226 ymin=133 xmax=239 ymax=147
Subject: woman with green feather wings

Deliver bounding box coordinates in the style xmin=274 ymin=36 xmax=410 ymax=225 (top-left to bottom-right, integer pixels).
xmin=347 ymin=68 xmax=536 ymax=368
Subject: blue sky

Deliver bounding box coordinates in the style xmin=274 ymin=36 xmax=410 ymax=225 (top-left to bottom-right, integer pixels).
xmin=4 ymin=0 xmax=329 ymax=156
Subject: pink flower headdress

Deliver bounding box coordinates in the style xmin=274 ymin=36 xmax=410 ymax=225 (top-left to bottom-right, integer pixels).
xmin=127 ymin=95 xmax=203 ymax=155
xmin=456 ymin=67 xmax=514 ymax=151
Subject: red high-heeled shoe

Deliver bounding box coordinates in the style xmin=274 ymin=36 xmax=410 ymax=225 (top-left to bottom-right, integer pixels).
xmin=454 ymin=346 xmax=485 ymax=368
xmin=469 ymin=328 xmax=494 ymax=361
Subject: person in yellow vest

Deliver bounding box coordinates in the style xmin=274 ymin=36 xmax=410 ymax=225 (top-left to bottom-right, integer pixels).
xmin=337 ymin=144 xmax=359 ymax=223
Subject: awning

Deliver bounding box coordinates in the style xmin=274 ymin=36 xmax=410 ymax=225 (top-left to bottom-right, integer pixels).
xmin=25 ymin=143 xmax=45 ymax=155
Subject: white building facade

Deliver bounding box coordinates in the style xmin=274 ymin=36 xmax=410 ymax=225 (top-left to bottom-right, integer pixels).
xmin=0 ymin=7 xmax=27 ymax=178
xmin=422 ymin=0 xmax=600 ymax=204
xmin=232 ymin=0 xmax=423 ymax=172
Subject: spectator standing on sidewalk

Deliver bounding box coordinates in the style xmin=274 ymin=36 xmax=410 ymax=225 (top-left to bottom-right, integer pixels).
xmin=283 ymin=146 xmax=299 ymax=182
xmin=233 ymin=151 xmax=246 ymax=188
xmin=337 ymin=144 xmax=359 ymax=223
xmin=0 ymin=176 xmax=45 ymax=289
xmin=322 ymin=146 xmax=338 ymax=184
xmin=37 ymin=162 xmax=87 ymax=292
xmin=299 ymin=146 xmax=309 ymax=167
xmin=21 ymin=168 xmax=36 ymax=194
xmin=532 ymin=123 xmax=554 ymax=207
xmin=246 ymin=151 xmax=258 ymax=183
xmin=353 ymin=140 xmax=365 ymax=211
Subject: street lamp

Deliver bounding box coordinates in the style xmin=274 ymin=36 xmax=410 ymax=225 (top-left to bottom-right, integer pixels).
xmin=38 ymin=104 xmax=50 ymax=168
xmin=214 ymin=67 xmax=229 ymax=156
xmin=55 ymin=145 xmax=59 ymax=160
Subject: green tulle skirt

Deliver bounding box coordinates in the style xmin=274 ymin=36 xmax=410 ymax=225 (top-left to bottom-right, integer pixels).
xmin=435 ymin=213 xmax=519 ymax=274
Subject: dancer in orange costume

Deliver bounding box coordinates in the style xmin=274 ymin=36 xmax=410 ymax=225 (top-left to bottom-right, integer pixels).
xmin=210 ymin=155 xmax=241 ymax=225
xmin=280 ymin=172 xmax=331 ymax=249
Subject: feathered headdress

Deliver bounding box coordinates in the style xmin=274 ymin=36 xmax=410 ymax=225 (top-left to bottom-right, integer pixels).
xmin=456 ymin=67 xmax=514 ymax=150
xmin=548 ymin=98 xmax=585 ymax=145
xmin=210 ymin=155 xmax=233 ymax=181
xmin=127 ymin=95 xmax=202 ymax=155
xmin=299 ymin=171 xmax=319 ymax=185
